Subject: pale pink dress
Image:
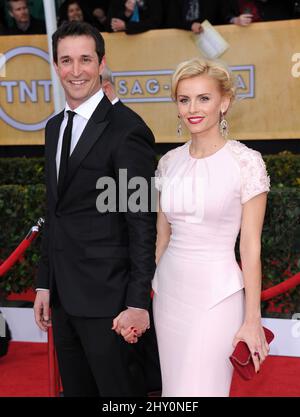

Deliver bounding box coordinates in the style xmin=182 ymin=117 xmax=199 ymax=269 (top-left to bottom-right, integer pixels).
xmin=152 ymin=139 xmax=270 ymax=397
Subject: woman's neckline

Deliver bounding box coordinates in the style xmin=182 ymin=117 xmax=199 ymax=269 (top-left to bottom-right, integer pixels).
xmin=188 ymin=139 xmax=229 ymax=160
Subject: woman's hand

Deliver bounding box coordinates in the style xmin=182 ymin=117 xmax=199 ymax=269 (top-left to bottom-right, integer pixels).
xmin=120 ymin=326 xmax=141 ymax=344
xmin=232 ymin=320 xmax=270 ymax=373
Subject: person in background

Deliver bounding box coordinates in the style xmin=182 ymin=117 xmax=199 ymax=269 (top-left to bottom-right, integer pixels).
xmin=101 ymin=65 xmax=119 ymax=104
xmin=0 ymin=1 xmax=7 ymax=34
xmin=107 ymin=0 xmax=163 ymax=35
xmin=86 ymin=0 xmax=109 ymax=31
xmin=5 ymin=0 xmax=45 ymax=35
xmin=222 ymin=0 xmax=296 ymax=26
xmin=161 ymin=0 xmax=222 ymax=34
xmin=57 ymin=0 xmax=95 ymax=27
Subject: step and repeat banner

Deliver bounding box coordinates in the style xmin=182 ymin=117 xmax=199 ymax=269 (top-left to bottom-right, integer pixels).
xmin=0 ymin=20 xmax=300 ymax=145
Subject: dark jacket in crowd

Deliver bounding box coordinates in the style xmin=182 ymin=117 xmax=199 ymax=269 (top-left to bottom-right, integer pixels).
xmin=6 ymin=16 xmax=46 ymax=35
xmin=222 ymin=0 xmax=296 ymax=23
xmin=107 ymin=0 xmax=163 ymax=34
xmin=162 ymin=0 xmax=223 ymax=30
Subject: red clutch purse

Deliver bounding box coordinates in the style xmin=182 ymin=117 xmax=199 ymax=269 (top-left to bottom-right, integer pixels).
xmin=229 ymin=327 xmax=274 ymax=381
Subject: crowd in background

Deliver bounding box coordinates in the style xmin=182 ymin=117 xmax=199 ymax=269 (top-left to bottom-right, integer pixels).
xmin=0 ymin=0 xmax=300 ymax=36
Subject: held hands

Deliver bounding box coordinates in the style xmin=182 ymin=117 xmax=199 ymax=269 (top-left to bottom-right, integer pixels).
xmin=112 ymin=307 xmax=150 ymax=344
xmin=34 ymin=290 xmax=51 ymax=332
xmin=232 ymin=320 xmax=270 ymax=373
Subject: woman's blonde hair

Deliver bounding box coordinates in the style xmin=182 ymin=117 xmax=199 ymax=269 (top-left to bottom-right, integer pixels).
xmin=171 ymin=57 xmax=236 ymax=103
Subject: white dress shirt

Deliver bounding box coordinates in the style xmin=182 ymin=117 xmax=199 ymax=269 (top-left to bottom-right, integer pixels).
xmin=56 ymin=89 xmax=104 ymax=179
xmin=111 ymin=97 xmax=119 ymax=105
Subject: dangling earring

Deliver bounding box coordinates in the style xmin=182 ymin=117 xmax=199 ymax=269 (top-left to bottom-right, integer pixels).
xmin=177 ymin=115 xmax=182 ymax=137
xmin=219 ymin=112 xmax=229 ymax=138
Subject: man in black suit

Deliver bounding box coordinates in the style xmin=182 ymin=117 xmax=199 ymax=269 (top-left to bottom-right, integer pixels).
xmin=34 ymin=21 xmax=157 ymax=397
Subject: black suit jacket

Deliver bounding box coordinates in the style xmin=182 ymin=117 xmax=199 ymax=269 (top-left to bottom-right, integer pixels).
xmin=8 ymin=16 xmax=46 ymax=35
xmin=37 ymin=95 xmax=157 ymax=317
xmin=162 ymin=0 xmax=223 ymax=29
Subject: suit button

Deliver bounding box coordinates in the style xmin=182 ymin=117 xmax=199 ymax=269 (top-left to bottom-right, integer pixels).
xmin=55 ymin=212 xmax=61 ymax=218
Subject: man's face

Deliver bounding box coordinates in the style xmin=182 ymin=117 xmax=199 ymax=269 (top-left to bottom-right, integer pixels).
xmin=54 ymin=35 xmax=104 ymax=109
xmin=9 ymin=0 xmax=30 ymax=24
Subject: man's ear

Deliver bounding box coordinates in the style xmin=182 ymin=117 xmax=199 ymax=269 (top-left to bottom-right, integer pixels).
xmin=99 ymin=55 xmax=106 ymax=74
xmin=53 ymin=61 xmax=59 ymax=76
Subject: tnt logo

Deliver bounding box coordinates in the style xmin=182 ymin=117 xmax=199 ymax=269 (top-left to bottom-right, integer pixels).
xmin=0 ymin=46 xmax=54 ymax=131
xmin=0 ymin=313 xmax=5 ymax=338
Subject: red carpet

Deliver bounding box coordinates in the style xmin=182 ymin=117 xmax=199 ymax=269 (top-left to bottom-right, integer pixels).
xmin=0 ymin=342 xmax=300 ymax=397
xmin=0 ymin=342 xmax=49 ymax=397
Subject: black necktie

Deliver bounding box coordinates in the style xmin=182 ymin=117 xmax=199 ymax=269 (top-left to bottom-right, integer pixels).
xmin=57 ymin=110 xmax=76 ymax=197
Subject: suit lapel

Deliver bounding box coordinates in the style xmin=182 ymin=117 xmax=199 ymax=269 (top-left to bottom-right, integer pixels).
xmin=60 ymin=94 xmax=112 ymax=198
xmin=48 ymin=111 xmax=64 ymax=201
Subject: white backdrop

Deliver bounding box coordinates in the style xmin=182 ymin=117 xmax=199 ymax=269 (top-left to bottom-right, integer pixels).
xmin=1 ymin=308 xmax=300 ymax=356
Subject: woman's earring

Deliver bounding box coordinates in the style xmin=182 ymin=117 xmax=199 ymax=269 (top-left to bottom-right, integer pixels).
xmin=220 ymin=112 xmax=229 ymax=138
xmin=177 ymin=115 xmax=182 ymax=137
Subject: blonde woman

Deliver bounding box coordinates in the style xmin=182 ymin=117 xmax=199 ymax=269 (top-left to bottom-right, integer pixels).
xmin=152 ymin=58 xmax=271 ymax=396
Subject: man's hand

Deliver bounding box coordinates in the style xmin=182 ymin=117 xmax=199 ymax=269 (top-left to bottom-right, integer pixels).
xmin=233 ymin=14 xmax=253 ymax=26
xmin=112 ymin=308 xmax=150 ymax=342
xmin=191 ymin=22 xmax=203 ymax=34
xmin=34 ymin=290 xmax=51 ymax=332
xmin=111 ymin=18 xmax=126 ymax=32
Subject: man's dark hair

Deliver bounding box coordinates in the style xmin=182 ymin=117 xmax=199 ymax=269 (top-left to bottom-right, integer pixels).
xmin=7 ymin=0 xmax=28 ymax=12
xmin=52 ymin=21 xmax=105 ymax=64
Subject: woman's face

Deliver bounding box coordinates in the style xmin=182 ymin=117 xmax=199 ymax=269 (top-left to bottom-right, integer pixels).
xmin=125 ymin=0 xmax=136 ymax=13
xmin=67 ymin=3 xmax=84 ymax=22
xmin=176 ymin=74 xmax=230 ymax=137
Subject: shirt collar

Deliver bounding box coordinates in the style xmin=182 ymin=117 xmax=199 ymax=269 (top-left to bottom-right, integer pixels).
xmin=112 ymin=97 xmax=120 ymax=105
xmin=65 ymin=89 xmax=104 ymax=119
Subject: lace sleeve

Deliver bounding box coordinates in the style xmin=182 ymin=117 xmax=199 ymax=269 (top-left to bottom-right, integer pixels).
xmin=155 ymin=156 xmax=164 ymax=192
xmin=241 ymin=150 xmax=270 ymax=204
